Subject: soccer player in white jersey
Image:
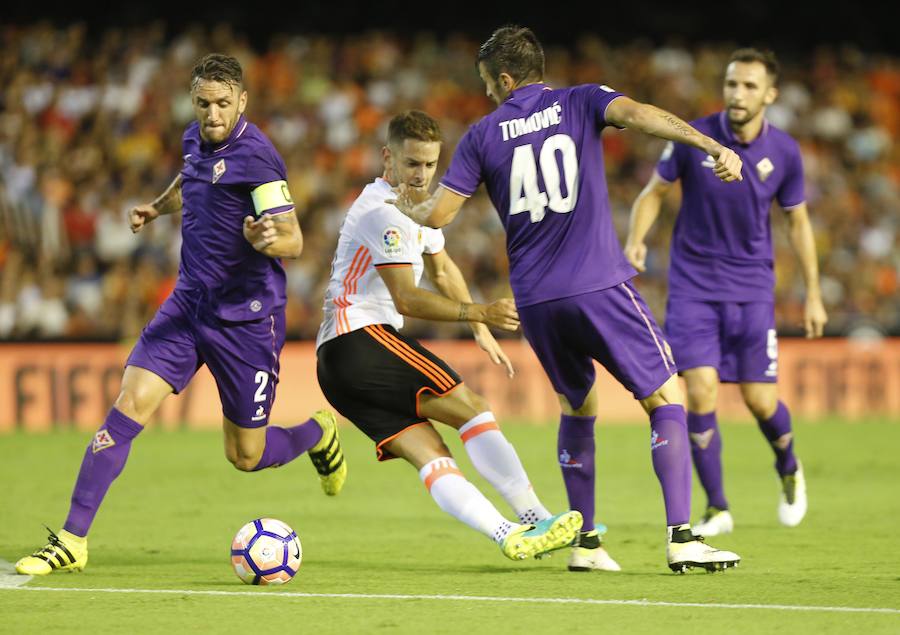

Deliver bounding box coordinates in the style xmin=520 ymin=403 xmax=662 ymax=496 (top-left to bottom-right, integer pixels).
xmin=316 ymin=110 xmax=584 ymax=562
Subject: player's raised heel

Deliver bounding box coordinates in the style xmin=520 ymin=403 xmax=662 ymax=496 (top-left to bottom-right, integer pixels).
xmin=692 ymin=507 xmax=734 ymax=537
xmin=501 ymin=511 xmax=583 ymax=561
xmin=666 ymin=526 xmax=740 ymax=574
xmin=15 ymin=527 xmax=88 ymax=576
xmin=778 ymin=461 xmax=807 ymax=527
xmin=308 ymin=410 xmax=347 ymax=496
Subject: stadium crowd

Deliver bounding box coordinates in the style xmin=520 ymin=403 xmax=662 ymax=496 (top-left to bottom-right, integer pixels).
xmin=0 ymin=23 xmax=897 ymax=341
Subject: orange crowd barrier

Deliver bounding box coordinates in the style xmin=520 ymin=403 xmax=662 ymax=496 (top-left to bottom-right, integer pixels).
xmin=1 ymin=338 xmax=898 ymax=432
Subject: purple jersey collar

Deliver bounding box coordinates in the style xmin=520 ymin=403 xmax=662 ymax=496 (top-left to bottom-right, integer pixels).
xmin=507 ymin=82 xmax=552 ymax=102
xmin=200 ymin=114 xmax=248 ymax=154
xmin=718 ymin=111 xmax=769 ymax=147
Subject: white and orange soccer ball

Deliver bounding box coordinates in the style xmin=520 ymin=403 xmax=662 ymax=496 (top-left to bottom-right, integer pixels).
xmin=230 ymin=518 xmax=302 ymax=585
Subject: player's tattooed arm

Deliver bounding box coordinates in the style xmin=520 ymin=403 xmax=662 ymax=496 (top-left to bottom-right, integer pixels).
xmin=606 ymin=97 xmax=743 ymax=183
xmin=130 ymin=175 xmax=182 ymax=233
xmin=242 ymin=211 xmax=304 ymax=259
xmin=387 ymin=185 xmax=467 ymax=228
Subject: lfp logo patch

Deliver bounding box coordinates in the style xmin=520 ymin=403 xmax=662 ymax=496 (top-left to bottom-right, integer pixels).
xmin=382 ymin=227 xmax=403 ymax=257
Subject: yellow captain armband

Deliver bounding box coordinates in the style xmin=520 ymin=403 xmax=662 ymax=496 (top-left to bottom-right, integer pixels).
xmin=251 ymin=180 xmax=294 ymax=216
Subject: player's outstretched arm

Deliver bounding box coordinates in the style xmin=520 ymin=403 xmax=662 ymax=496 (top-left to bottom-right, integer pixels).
xmin=378 ymin=264 xmax=519 ymax=332
xmin=423 ymin=250 xmax=515 ymax=377
xmin=625 ymin=172 xmax=675 ymax=272
xmin=386 ymin=184 xmax=467 ymax=228
xmin=605 ymin=97 xmax=743 ymax=183
xmin=130 ymin=174 xmax=182 ymax=233
xmin=242 ymin=211 xmax=303 ymax=259
xmin=784 ymin=203 xmax=828 ymax=338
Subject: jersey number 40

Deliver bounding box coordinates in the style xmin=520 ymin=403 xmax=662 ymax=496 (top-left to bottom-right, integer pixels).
xmin=509 ymin=133 xmax=578 ymax=223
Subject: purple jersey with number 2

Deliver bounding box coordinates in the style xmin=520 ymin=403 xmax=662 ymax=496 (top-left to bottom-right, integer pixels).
xmin=442 ymin=83 xmax=637 ymax=307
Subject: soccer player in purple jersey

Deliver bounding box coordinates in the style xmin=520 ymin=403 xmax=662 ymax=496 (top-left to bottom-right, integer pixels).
xmin=625 ymin=49 xmax=827 ymax=537
xmin=16 ymin=54 xmax=346 ymax=576
xmin=389 ymin=26 xmax=742 ymax=573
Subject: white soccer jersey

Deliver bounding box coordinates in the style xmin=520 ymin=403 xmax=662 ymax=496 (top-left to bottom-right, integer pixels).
xmin=316 ymin=177 xmax=445 ymax=348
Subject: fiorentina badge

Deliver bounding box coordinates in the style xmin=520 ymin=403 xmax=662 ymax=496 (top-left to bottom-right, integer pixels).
xmin=92 ymin=429 xmax=116 ymax=454
xmin=212 ymin=159 xmax=227 ymax=184
xmin=756 ymin=157 xmax=774 ymax=182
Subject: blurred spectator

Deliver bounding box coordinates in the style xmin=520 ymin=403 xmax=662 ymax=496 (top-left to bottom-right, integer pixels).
xmin=0 ymin=24 xmax=897 ymax=341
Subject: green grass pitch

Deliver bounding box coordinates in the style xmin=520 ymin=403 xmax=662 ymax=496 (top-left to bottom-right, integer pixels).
xmin=2 ymin=419 xmax=899 ymax=634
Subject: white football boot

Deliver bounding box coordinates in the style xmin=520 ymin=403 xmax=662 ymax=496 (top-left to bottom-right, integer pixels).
xmin=568 ymin=529 xmax=621 ymax=572
xmin=666 ymin=526 xmax=740 ymax=573
xmin=778 ymin=461 xmax=807 ymax=527
xmin=691 ymin=507 xmax=734 ymax=537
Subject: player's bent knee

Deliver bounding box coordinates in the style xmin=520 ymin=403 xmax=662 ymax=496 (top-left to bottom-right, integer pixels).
xmin=640 ymin=375 xmax=684 ymax=412
xmin=746 ymin=396 xmax=778 ymax=421
xmin=227 ymin=448 xmax=263 ymax=472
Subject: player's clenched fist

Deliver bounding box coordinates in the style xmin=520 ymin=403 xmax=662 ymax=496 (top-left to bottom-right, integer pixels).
xmin=712 ymin=146 xmax=743 ymax=182
xmin=129 ymin=204 xmax=160 ymax=233
xmin=243 ymin=215 xmax=277 ymax=252
xmin=483 ymin=298 xmax=519 ymax=332
xmin=624 ymin=241 xmax=648 ymax=272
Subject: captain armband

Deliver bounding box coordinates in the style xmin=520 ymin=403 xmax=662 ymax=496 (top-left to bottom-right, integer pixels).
xmin=251 ymin=180 xmax=294 ymax=216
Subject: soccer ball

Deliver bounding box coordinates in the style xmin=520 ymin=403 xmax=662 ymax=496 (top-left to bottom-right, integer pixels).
xmin=230 ymin=518 xmax=302 ymax=585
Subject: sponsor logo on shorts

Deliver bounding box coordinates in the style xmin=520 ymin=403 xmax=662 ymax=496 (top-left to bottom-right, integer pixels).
xmin=251 ymin=405 xmax=266 ymax=422
xmin=558 ymin=448 xmax=583 ymax=469
xmin=249 ymin=300 xmax=262 ymax=313
xmin=212 ymin=159 xmax=227 ymax=184
xmin=382 ymin=227 xmax=403 ymax=257
xmin=701 ymin=155 xmax=716 ymax=169
xmin=650 ymin=429 xmax=669 ymax=451
xmin=689 ymin=429 xmax=715 ymax=450
xmin=92 ymin=430 xmax=116 ymax=454
xmin=756 ymin=157 xmax=774 ymax=182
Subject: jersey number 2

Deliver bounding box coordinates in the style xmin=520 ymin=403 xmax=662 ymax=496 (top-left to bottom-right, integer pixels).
xmin=254 ymin=371 xmax=269 ymax=403
xmin=509 ymin=134 xmax=578 ymax=223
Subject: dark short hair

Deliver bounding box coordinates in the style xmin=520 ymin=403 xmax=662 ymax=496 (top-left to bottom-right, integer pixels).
xmin=477 ymin=25 xmax=545 ymax=84
xmin=387 ymin=110 xmax=442 ymax=146
xmin=728 ymin=48 xmax=780 ymax=84
xmin=190 ymin=53 xmax=243 ymax=89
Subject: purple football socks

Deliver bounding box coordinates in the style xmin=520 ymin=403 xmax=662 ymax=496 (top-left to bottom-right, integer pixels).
xmin=649 ymin=405 xmax=692 ymax=527
xmin=63 ymin=408 xmax=143 ymax=537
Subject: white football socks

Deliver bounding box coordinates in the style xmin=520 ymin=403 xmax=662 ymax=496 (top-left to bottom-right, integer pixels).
xmin=459 ymin=412 xmax=552 ymax=524
xmin=419 ymin=456 xmax=515 ymax=543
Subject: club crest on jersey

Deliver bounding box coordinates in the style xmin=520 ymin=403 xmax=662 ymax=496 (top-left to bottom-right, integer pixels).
xmin=92 ymin=430 xmax=116 ymax=454
xmin=382 ymin=227 xmax=403 ymax=257
xmin=249 ymin=300 xmax=262 ymax=313
xmin=212 ymin=159 xmax=226 ymax=184
xmin=756 ymin=157 xmax=774 ymax=182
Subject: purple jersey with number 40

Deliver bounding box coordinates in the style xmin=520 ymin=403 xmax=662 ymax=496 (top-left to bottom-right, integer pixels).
xmin=441 ymin=83 xmax=636 ymax=307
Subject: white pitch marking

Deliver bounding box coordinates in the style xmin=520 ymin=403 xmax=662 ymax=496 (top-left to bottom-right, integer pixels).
xmin=0 ymin=560 xmax=31 ymax=588
xmin=2 ymin=586 xmax=899 ymax=615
